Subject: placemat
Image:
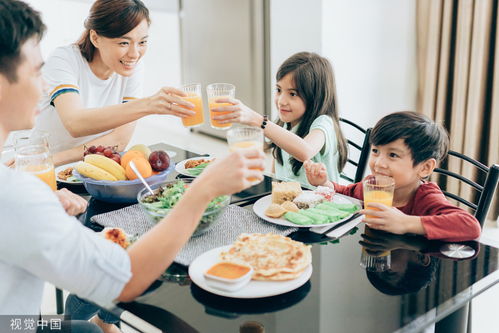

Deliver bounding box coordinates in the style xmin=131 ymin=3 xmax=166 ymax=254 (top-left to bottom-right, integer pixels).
xmin=91 ymin=204 xmax=298 ymax=266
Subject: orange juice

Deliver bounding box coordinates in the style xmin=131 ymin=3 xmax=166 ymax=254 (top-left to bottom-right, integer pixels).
xmin=229 ymin=140 xmax=264 ymax=183
xmin=209 ymin=97 xmax=233 ymax=129
xmin=25 ymin=164 xmax=57 ymax=191
xmin=181 ymin=94 xmax=205 ymax=127
xmin=363 ymin=190 xmax=393 ymax=219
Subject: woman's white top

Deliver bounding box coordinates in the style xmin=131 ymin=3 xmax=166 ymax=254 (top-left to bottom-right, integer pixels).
xmin=35 ymin=44 xmax=143 ymax=153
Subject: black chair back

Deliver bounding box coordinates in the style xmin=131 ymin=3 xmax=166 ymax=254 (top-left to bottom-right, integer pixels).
xmin=339 ymin=117 xmax=372 ymax=183
xmin=432 ymin=150 xmax=499 ymax=226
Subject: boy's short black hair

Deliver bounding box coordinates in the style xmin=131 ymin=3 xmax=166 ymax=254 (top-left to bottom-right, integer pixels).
xmin=0 ymin=0 xmax=46 ymax=83
xmin=370 ymin=111 xmax=449 ymax=165
xmin=367 ymin=253 xmax=438 ymax=296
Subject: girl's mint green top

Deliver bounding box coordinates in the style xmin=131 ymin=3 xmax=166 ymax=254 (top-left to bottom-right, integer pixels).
xmin=274 ymin=115 xmax=340 ymax=185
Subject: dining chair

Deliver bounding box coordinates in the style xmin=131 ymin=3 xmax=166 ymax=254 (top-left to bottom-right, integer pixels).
xmin=430 ymin=152 xmax=498 ymax=333
xmin=338 ymin=117 xmax=372 ymax=183
xmin=431 ymin=150 xmax=499 ymax=227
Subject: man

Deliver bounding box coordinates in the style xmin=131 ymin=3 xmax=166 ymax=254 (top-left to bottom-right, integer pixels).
xmin=0 ymin=1 xmax=265 ymax=332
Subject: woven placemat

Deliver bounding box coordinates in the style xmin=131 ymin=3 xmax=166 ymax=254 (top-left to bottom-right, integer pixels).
xmin=91 ymin=204 xmax=297 ymax=266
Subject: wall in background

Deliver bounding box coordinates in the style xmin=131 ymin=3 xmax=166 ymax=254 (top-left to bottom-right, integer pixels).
xmin=322 ymin=0 xmax=417 ymax=129
xmin=23 ymin=0 xmax=417 ymax=140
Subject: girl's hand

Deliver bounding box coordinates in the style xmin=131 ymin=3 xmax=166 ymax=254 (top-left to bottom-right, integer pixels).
xmin=193 ymin=149 xmax=266 ymax=197
xmin=304 ymin=160 xmax=328 ymax=186
xmin=211 ymin=97 xmax=262 ymax=126
xmin=147 ymin=87 xmax=196 ymax=118
xmin=360 ymin=203 xmax=424 ymax=235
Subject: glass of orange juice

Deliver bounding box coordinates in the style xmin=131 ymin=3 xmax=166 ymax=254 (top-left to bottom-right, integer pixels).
xmin=363 ymin=175 xmax=395 ymax=218
xmin=14 ymin=131 xmax=57 ymax=191
xmin=207 ymin=83 xmax=235 ymax=130
xmin=227 ymin=126 xmax=264 ymax=186
xmin=180 ymin=83 xmax=205 ymax=128
xmin=360 ymin=175 xmax=395 ymax=271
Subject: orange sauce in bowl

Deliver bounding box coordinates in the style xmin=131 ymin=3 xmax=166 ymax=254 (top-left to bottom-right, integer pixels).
xmin=206 ymin=262 xmax=251 ymax=280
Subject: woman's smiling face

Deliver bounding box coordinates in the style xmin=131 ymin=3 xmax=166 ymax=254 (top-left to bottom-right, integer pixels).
xmin=91 ymin=19 xmax=149 ymax=78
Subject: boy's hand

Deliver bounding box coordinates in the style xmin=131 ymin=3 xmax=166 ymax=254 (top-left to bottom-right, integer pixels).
xmin=359 ymin=229 xmax=428 ymax=254
xmin=360 ymin=203 xmax=425 ymax=235
xmin=304 ymin=160 xmax=328 ymax=187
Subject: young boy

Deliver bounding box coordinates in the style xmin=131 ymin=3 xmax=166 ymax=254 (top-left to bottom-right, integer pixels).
xmin=304 ymin=111 xmax=481 ymax=242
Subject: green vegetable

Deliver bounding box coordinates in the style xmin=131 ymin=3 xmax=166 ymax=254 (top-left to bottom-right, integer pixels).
xmin=186 ymin=162 xmax=210 ymax=176
xmin=140 ymin=180 xmax=228 ymax=235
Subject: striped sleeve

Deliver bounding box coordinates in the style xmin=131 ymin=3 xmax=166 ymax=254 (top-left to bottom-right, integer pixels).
xmin=122 ymin=97 xmax=138 ymax=104
xmin=49 ymin=84 xmax=79 ymax=105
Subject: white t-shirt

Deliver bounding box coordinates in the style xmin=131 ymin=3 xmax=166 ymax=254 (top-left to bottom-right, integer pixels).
xmin=35 ymin=44 xmax=143 ymax=153
xmin=0 ymin=164 xmax=131 ymax=314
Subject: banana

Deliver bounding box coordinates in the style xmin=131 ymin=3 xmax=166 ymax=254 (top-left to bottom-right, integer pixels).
xmin=84 ymin=154 xmax=127 ymax=181
xmin=75 ymin=162 xmax=118 ymax=181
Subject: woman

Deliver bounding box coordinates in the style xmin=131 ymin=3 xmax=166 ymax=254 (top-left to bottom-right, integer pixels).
xmin=35 ymin=0 xmax=194 ymax=166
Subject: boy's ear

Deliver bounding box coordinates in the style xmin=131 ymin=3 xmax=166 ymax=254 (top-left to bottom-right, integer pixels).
xmin=418 ymin=158 xmax=437 ymax=179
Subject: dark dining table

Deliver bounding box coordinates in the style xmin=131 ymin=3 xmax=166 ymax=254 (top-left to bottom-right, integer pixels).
xmin=69 ymin=143 xmax=499 ymax=333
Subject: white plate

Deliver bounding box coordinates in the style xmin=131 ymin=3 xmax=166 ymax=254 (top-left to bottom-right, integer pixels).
xmin=253 ymin=192 xmax=359 ymax=228
xmin=189 ymin=245 xmax=312 ymax=298
xmin=175 ymin=156 xmax=213 ymax=177
xmin=55 ymin=162 xmax=82 ymax=184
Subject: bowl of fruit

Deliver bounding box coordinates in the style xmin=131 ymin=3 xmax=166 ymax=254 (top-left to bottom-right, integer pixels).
xmin=138 ymin=178 xmax=230 ymax=236
xmin=73 ymin=144 xmax=174 ymax=203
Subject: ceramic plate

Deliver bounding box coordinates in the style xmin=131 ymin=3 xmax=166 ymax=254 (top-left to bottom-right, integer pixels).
xmin=55 ymin=162 xmax=82 ymax=184
xmin=189 ymin=245 xmax=312 ymax=298
xmin=253 ymin=192 xmax=360 ymax=228
xmin=175 ymin=156 xmax=214 ymax=177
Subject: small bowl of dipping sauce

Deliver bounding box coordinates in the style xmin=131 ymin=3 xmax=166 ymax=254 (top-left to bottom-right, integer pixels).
xmin=204 ymin=262 xmax=253 ymax=292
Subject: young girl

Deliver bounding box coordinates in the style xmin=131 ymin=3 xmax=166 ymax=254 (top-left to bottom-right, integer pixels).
xmin=34 ymin=0 xmax=195 ymax=166
xmin=212 ymin=52 xmax=348 ymax=185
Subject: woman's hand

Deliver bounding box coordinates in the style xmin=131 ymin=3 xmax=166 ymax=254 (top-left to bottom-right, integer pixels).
xmin=304 ymin=160 xmax=328 ymax=187
xmin=147 ymin=87 xmax=196 ymax=118
xmin=193 ymin=149 xmax=266 ymax=197
xmin=360 ymin=203 xmax=425 ymax=236
xmin=211 ymin=97 xmax=263 ymax=126
xmin=54 ymin=188 xmax=88 ymax=216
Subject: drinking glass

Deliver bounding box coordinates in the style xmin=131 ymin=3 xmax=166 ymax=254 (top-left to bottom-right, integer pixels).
xmin=360 ymin=226 xmax=392 ymax=271
xmin=180 ymin=83 xmax=205 ymax=128
xmin=227 ymin=126 xmax=264 ymax=185
xmin=363 ymin=174 xmax=395 ymax=218
xmin=360 ymin=175 xmax=395 ymax=271
xmin=15 ymin=130 xmax=56 ymax=191
xmin=207 ymin=83 xmax=236 ymax=130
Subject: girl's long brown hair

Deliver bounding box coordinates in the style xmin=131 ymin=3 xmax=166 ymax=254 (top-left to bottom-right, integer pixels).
xmin=271 ymin=52 xmax=348 ymax=175
xmin=77 ymin=0 xmax=150 ymax=62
